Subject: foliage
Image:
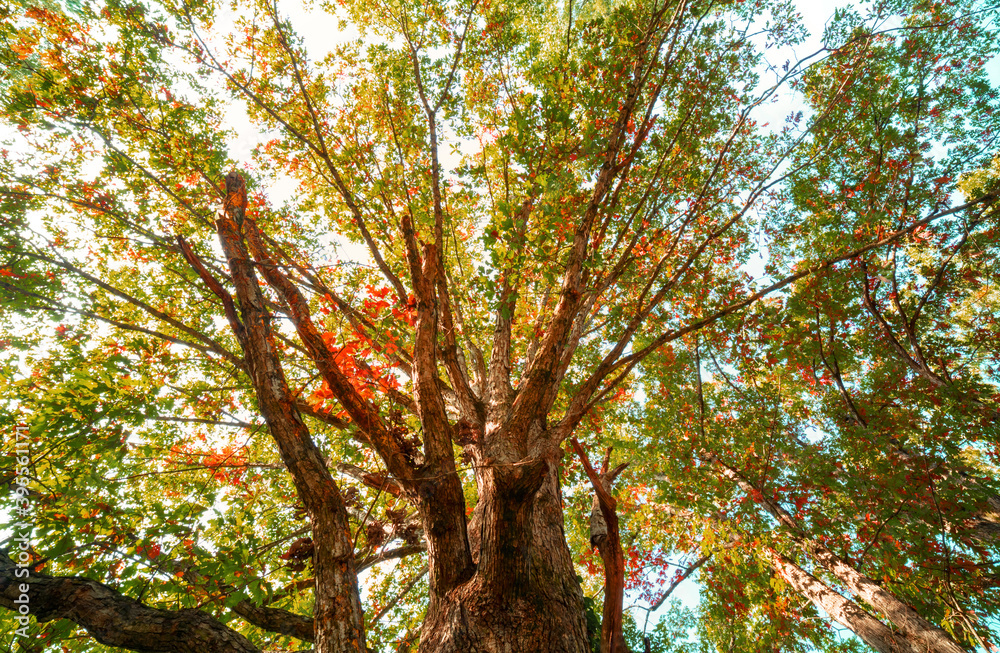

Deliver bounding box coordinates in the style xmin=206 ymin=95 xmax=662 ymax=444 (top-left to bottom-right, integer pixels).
xmin=1 ymin=0 xmax=999 ymax=650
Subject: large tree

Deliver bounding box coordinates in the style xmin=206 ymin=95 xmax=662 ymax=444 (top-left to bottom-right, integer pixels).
xmin=1 ymin=0 xmax=999 ymax=650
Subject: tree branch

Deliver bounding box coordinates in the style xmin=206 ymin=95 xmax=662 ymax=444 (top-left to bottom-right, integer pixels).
xmin=0 ymin=551 xmax=260 ymax=653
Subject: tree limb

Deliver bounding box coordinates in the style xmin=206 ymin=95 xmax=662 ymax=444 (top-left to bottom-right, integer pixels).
xmin=0 ymin=551 xmax=260 ymax=653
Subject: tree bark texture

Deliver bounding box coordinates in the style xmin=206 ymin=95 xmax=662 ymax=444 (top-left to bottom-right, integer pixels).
xmin=208 ymin=174 xmax=366 ymax=653
xmin=418 ymin=456 xmax=591 ymax=653
xmin=195 ymin=174 xmax=592 ymax=653
xmin=802 ymin=543 xmax=968 ymax=653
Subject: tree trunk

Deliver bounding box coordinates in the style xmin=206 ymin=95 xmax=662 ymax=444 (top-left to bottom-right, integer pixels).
xmin=802 ymin=542 xmax=968 ymax=653
xmin=418 ymin=453 xmax=591 ymax=653
xmin=572 ymin=438 xmax=632 ymax=653
xmin=204 ymin=182 xmax=367 ymax=653
xmin=769 ymin=550 xmax=918 ymax=653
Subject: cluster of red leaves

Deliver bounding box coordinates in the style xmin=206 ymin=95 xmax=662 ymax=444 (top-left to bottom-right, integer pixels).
xmin=623 ymin=545 xmax=672 ymax=597
xmin=167 ymin=443 xmax=250 ymax=486
xmin=135 ymin=542 xmax=161 ymax=560
xmin=308 ymin=284 xmax=414 ymax=415
xmin=309 ymin=333 xmax=401 ymax=410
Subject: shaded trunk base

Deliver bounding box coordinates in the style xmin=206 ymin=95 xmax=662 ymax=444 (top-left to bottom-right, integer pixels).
xmin=419 ymin=577 xmax=591 ymax=653
xmin=419 ymin=454 xmax=590 ymax=653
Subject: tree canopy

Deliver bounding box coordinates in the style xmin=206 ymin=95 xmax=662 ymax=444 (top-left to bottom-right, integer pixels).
xmin=1 ymin=0 xmax=999 ymax=650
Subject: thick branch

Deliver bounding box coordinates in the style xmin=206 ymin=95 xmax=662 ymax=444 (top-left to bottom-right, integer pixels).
xmin=572 ymin=438 xmax=630 ymax=653
xmin=769 ymin=551 xmax=918 ymax=653
xmin=231 ymin=601 xmax=314 ymax=642
xmin=213 ymin=172 xmax=366 ymax=652
xmin=241 ymin=214 xmax=416 ymax=488
xmin=397 ymin=212 xmax=475 ymax=595
xmin=0 ymin=551 xmax=260 ymax=653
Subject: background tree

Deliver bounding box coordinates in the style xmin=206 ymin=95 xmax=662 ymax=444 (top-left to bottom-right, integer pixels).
xmin=1 ymin=0 xmax=999 ymax=651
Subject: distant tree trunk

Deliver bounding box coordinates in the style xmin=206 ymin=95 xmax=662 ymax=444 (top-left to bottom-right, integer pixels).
xmin=802 ymin=542 xmax=968 ymax=653
xmin=709 ymin=453 xmax=968 ymax=653
xmin=418 ymin=454 xmax=591 ymax=653
xmin=769 ymin=550 xmax=917 ymax=653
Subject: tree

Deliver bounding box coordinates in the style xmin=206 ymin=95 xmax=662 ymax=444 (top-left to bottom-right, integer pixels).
xmin=1 ymin=0 xmax=999 ymax=650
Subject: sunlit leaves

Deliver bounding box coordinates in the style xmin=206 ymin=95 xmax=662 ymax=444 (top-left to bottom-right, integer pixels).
xmin=1 ymin=0 xmax=999 ymax=648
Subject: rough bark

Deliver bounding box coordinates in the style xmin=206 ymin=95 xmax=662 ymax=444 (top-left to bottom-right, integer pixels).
xmin=769 ymin=551 xmax=917 ymax=653
xmin=231 ymin=601 xmax=315 ymax=642
xmin=208 ymin=173 xmax=366 ymax=653
xmin=418 ymin=453 xmax=591 ymax=653
xmin=0 ymin=551 xmax=260 ymax=653
xmin=400 ymin=213 xmax=477 ymax=600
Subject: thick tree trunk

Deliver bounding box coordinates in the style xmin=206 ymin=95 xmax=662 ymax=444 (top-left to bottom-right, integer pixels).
xmin=418 ymin=454 xmax=591 ymax=653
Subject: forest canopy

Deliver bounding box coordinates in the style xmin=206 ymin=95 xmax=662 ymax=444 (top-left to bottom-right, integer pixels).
xmin=1 ymin=0 xmax=999 ymax=651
